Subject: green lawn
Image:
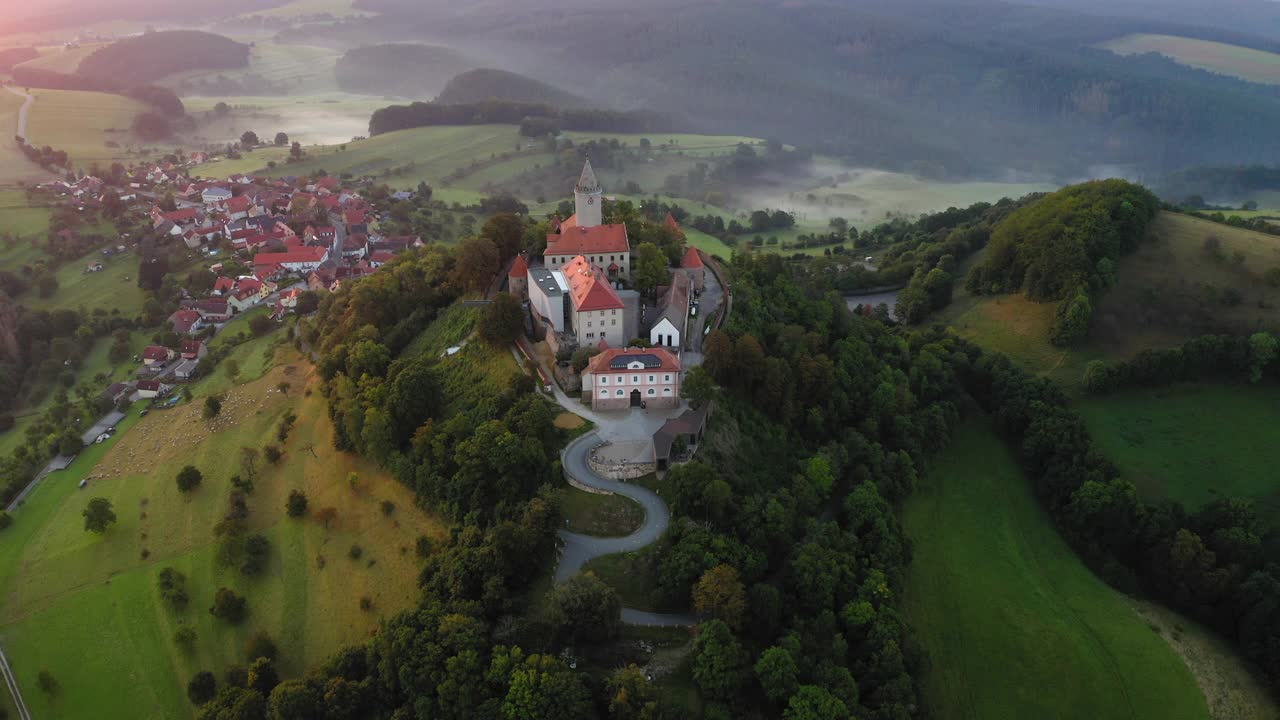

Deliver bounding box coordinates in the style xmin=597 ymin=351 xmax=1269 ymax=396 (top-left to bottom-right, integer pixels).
xmin=163 ymin=40 xmax=345 ymax=97
xmin=0 ymin=189 xmax=52 ymax=262
xmin=901 ymin=422 xmax=1209 ymax=720
xmin=560 ymin=486 xmax=644 ymax=537
xmin=25 ymin=251 xmax=145 ymax=316
xmin=1078 ymin=383 xmax=1280 ymax=523
xmin=399 ymin=303 xmax=478 ymax=359
xmin=0 ymin=357 xmax=445 ymax=719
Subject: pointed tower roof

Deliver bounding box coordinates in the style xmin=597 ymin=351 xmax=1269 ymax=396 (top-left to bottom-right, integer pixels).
xmin=576 ymin=159 xmax=601 ymax=193
xmin=509 ymin=255 xmax=528 ymax=278
xmin=680 ymin=246 xmax=704 ymax=269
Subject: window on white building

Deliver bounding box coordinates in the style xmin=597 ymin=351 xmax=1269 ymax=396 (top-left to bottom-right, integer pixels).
xmin=587 ymin=332 xmax=594 ymax=338
xmin=612 ymin=320 xmax=616 ymax=326
xmin=632 ymin=375 xmax=639 ymax=383
xmin=648 ymin=375 xmax=655 ymax=383
xmin=600 ymin=389 xmax=608 ymax=397
xmin=648 ymin=389 xmax=655 ymax=396
xmin=616 ymin=389 xmax=624 ymax=396
xmin=601 ymin=377 xmax=608 ymax=384
xmin=663 ymin=388 xmax=672 ymax=395
xmin=664 ymin=374 xmax=671 ymax=382
xmin=616 ymin=376 xmax=623 ymax=384
xmin=587 ymin=321 xmax=592 ymax=328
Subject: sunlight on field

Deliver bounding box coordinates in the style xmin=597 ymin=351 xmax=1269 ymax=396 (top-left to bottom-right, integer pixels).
xmin=163 ymin=41 xmax=345 ymax=96
xmin=24 ymin=88 xmax=149 ymax=168
xmin=1102 ymin=34 xmax=1280 ymax=85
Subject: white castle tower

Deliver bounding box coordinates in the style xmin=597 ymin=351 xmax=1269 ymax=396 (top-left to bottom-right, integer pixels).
xmin=574 ymin=158 xmax=603 ymax=229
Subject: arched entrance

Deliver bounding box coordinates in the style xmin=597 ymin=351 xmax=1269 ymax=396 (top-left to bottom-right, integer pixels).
xmin=630 ymin=389 xmax=642 ymax=408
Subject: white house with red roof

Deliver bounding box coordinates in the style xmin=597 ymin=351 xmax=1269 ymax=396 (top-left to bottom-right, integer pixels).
xmin=562 ymin=255 xmax=625 ymax=347
xmin=508 ymin=255 xmax=528 ymax=300
xmin=253 ymin=246 xmax=329 ymax=276
xmin=581 ymin=347 xmax=682 ymax=410
xmin=141 ymin=345 xmax=176 ymax=366
xmin=680 ymin=246 xmax=706 ymax=292
xmin=543 ymin=161 xmax=630 ymax=278
xmin=169 ymin=308 xmax=202 ymax=335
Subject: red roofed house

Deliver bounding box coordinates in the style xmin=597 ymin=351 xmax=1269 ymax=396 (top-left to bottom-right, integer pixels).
xmin=544 ymin=161 xmax=630 ymax=278
xmin=581 ymin=347 xmax=682 ymax=410
xmin=562 ymin=255 xmax=624 ymax=347
xmin=508 ymin=255 xmax=528 ymax=300
xmin=180 ymin=340 xmax=207 ymax=360
xmin=213 ymin=276 xmax=236 ymax=295
xmin=342 ymin=233 xmax=369 ymax=259
xmin=664 ymin=213 xmax=684 ymax=236
xmin=253 ymin=246 xmax=329 ymax=276
xmin=141 ymin=345 xmax=176 ymax=366
xmin=368 ymin=249 xmax=396 ymax=268
xmin=169 ymin=309 xmax=202 ymax=335
xmin=680 ymin=246 xmax=706 ymax=292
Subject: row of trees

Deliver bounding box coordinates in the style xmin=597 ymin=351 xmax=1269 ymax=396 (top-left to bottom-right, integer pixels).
xmin=368 ymin=99 xmax=674 ymax=136
xmin=1082 ymin=332 xmax=1279 ymax=393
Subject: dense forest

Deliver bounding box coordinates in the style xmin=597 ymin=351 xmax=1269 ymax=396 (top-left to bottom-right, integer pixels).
xmin=335 ymin=44 xmax=476 ymax=98
xmin=435 ymin=68 xmax=584 ymax=107
xmin=368 ymin=99 xmax=673 ymax=136
xmin=336 ymin=0 xmax=1280 ymax=177
xmin=9 ymin=67 xmax=185 ymax=117
xmin=76 ymin=30 xmax=249 ymax=85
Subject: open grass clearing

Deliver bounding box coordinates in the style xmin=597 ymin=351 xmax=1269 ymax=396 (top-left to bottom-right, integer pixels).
xmin=163 ymin=40 xmax=345 ymax=97
xmin=24 ymin=249 xmax=146 ymax=316
xmin=901 ymin=422 xmax=1208 ymax=720
xmin=23 ymin=88 xmax=150 ymax=169
xmin=0 ymin=189 xmax=53 ymax=265
xmin=1078 ymin=382 xmax=1280 ymax=524
xmin=1102 ymin=34 xmax=1280 ymax=85
xmin=560 ymin=486 xmax=644 ymax=537
xmin=13 ymin=43 xmax=109 ymax=75
xmin=182 ymin=94 xmax=386 ymax=148
xmin=0 ymin=94 xmax=54 ymax=185
xmin=0 ymin=356 xmax=446 ymax=719
xmin=398 ymin=302 xmax=478 ymax=359
xmin=239 ymin=0 xmax=374 ymax=19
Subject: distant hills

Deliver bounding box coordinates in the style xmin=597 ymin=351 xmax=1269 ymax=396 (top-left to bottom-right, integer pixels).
xmin=335 ymin=44 xmax=476 ymax=98
xmin=436 ymin=68 xmax=583 ymax=107
xmin=334 ymin=0 xmax=1280 ymax=179
xmin=77 ymin=30 xmax=249 ymax=85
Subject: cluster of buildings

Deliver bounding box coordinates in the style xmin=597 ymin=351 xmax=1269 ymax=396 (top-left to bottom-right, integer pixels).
xmin=509 ymin=161 xmax=709 ymax=411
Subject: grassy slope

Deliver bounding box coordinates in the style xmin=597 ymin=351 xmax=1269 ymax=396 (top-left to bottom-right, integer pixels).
xmin=1102 ymin=34 xmax=1280 ymax=85
xmin=162 ymin=41 xmax=345 ymax=97
xmin=0 ymin=92 xmax=54 ymax=185
xmin=14 ymin=44 xmax=110 ymax=74
xmin=25 ymin=251 xmax=146 ymax=316
xmin=239 ymin=0 xmax=373 ymax=20
xmin=24 ymin=89 xmax=150 ymax=169
xmin=0 ymin=349 xmax=446 ymax=719
xmin=0 ymin=189 xmax=52 ymax=265
xmin=938 ymin=211 xmax=1280 ymax=392
xmin=1078 ymin=383 xmax=1280 ymax=523
xmin=902 ymin=423 xmax=1208 ymax=720
xmin=560 ymin=487 xmax=645 ymax=537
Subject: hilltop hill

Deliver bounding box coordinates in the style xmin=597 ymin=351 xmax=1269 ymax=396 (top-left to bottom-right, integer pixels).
xmin=335 ymin=44 xmax=476 ymax=98
xmin=436 ymin=68 xmax=583 ymax=107
xmin=77 ymin=31 xmax=250 ymax=85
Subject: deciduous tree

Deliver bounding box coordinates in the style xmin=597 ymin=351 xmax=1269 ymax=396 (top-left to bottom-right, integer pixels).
xmin=83 ymin=497 xmax=116 ymax=533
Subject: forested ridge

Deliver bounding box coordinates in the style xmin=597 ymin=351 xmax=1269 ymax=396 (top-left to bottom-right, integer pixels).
xmin=335 ymin=44 xmax=475 ymax=98
xmin=339 ymin=0 xmax=1280 ymax=177
xmin=77 ymin=30 xmax=249 ymax=85
xmin=368 ymin=99 xmax=673 ymax=136
xmin=436 ymin=69 xmax=584 ymax=107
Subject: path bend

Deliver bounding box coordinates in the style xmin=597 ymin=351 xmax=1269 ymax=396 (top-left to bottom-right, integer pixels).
xmin=555 ymin=430 xmax=696 ymax=627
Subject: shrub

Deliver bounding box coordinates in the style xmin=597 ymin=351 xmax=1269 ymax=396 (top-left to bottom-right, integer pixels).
xmin=348 ymin=544 xmax=363 ymax=560
xmin=359 ymin=596 xmax=373 ymax=611
xmin=210 ymin=587 xmax=247 ymax=624
xmin=286 ymin=490 xmax=308 ymax=518
xmin=203 ymin=395 xmax=222 ymax=419
xmin=158 ymin=567 xmax=189 ymax=610
xmin=0 ymin=511 xmax=11 ymax=532
xmin=240 ymin=534 xmax=270 ymax=575
xmin=176 ymin=465 xmax=203 ymax=493
xmin=37 ymin=669 xmax=58 ymax=695
xmin=187 ymin=671 xmax=216 ymax=705
xmin=263 ymin=445 xmax=282 ymax=464
xmin=173 ymin=625 xmax=196 ymax=649
xmin=415 ymin=535 xmax=433 ymax=558
xmin=245 ymin=630 xmax=277 ymax=661
xmin=380 ymin=500 xmax=395 ymax=516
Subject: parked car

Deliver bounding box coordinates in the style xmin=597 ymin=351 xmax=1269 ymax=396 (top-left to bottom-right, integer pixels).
xmin=78 ymin=479 xmax=88 ymax=489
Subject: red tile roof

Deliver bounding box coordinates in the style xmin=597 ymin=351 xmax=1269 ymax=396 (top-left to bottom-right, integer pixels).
xmin=545 ymin=223 xmax=629 ymax=257
xmin=225 ymin=195 xmax=251 ymax=213
xmin=665 ymin=213 xmax=682 ymax=233
xmin=142 ymin=345 xmax=171 ymax=361
xmin=344 ymin=209 xmax=366 ymax=226
xmin=585 ymin=347 xmax=681 ymax=376
xmin=180 ymin=340 xmax=203 ymax=356
xmin=563 ymin=255 xmax=623 ymax=312
xmin=370 ymin=250 xmax=396 ymax=264
xmin=170 ymin=309 xmax=200 ymax=333
xmin=253 ymin=247 xmax=328 ymax=266
xmin=680 ymin=247 xmax=704 ymax=269
xmin=163 ymin=208 xmax=198 ymax=223
xmin=509 ymin=255 xmax=528 ymax=278
xmin=213 ymin=277 xmax=235 ymax=293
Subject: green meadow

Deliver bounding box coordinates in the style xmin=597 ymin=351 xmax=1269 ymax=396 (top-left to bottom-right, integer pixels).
xmin=901 ymin=423 xmax=1208 ymax=720
xmin=0 ymin=350 xmax=445 ymax=719
xmin=1078 ymin=382 xmax=1280 ymax=523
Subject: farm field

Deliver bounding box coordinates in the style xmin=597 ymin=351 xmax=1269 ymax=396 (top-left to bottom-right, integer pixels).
xmin=163 ymin=41 xmax=345 ymax=97
xmin=13 ymin=43 xmax=109 ymax=74
xmin=0 ymin=93 xmax=54 ymax=185
xmin=1102 ymin=34 xmax=1280 ymax=85
xmin=23 ymin=88 xmax=150 ymax=169
xmin=238 ymin=0 xmax=373 ymax=19
xmin=560 ymin=486 xmax=644 ymax=537
xmin=1078 ymin=383 xmax=1280 ymax=524
xmin=754 ymin=165 xmax=1054 ymax=226
xmin=0 ymin=352 xmax=446 ymax=719
xmin=901 ymin=423 xmax=1209 ymax=720
xmin=0 ymin=189 xmax=52 ymax=265
xmin=183 ymin=94 xmax=385 ymax=147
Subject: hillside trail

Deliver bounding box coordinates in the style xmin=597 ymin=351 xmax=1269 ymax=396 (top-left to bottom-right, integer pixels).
xmin=4 ymin=87 xmax=32 ymax=142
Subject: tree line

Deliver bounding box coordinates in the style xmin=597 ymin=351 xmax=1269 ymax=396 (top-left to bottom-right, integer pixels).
xmin=368 ymin=99 xmax=674 ymax=137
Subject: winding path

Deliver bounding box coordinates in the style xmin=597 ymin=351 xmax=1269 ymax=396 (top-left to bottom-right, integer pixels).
xmin=555 ymin=430 xmax=697 ymax=627
xmin=5 ymin=87 xmax=32 ymax=142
